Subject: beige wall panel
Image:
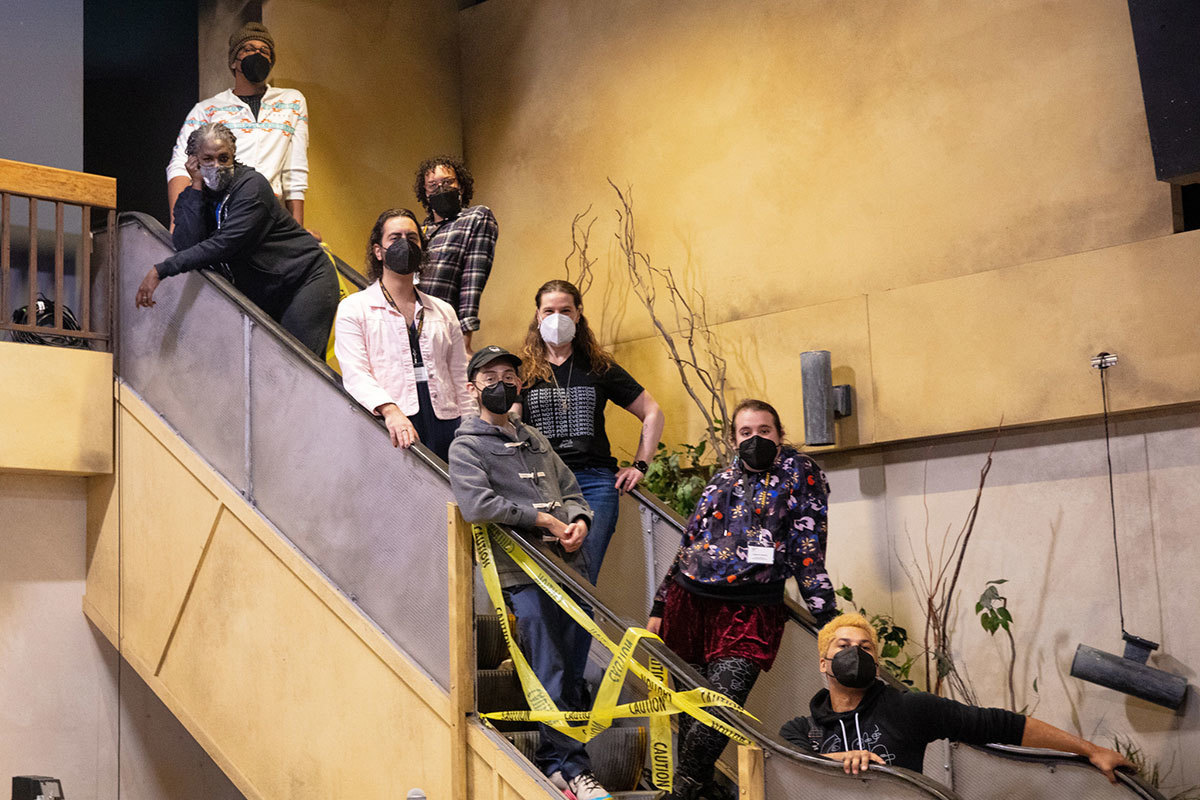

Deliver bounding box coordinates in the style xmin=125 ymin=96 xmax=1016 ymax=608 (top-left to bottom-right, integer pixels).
xmin=85 ymin=468 xmax=119 ymax=637
xmin=2 ymin=474 xmax=239 ymax=800
xmin=117 ymin=410 xmax=221 ymax=670
xmin=868 ymin=231 xmax=1200 ymax=442
xmin=461 ymin=0 xmax=1169 ymax=350
xmin=820 ymin=409 xmax=1200 ymax=791
xmin=157 ymin=508 xmax=452 ymax=798
xmin=0 ymin=342 xmax=112 ymax=475
xmin=266 ymin=0 xmax=462 ymax=266
xmin=467 ymin=724 xmax=557 ymax=800
xmin=607 ymin=294 xmax=873 ymax=456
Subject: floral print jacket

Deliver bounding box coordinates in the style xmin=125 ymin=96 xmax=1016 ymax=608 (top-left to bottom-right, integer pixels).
xmin=651 ymin=445 xmax=836 ymax=622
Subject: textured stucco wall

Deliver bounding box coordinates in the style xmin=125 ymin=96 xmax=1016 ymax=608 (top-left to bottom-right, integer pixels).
xmin=264 ymin=0 xmax=464 ymax=265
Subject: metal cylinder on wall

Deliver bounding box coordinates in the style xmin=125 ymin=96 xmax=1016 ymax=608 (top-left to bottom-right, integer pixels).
xmin=801 ymin=350 xmax=835 ymax=446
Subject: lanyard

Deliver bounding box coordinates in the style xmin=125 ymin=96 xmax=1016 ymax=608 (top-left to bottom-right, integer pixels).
xmin=380 ymin=283 xmax=425 ymax=367
xmin=380 ymin=282 xmax=425 ymax=338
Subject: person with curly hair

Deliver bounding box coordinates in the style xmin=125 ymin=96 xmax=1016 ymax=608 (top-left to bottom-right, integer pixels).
xmin=332 ymin=208 xmax=472 ymax=462
xmin=137 ymin=122 xmax=336 ymax=358
xmin=412 ymin=155 xmax=498 ymax=350
xmin=647 ymin=399 xmax=837 ymax=800
xmin=515 ymin=279 xmax=664 ymax=585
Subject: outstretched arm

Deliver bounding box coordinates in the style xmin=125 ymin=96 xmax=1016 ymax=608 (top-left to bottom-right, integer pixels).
xmin=1020 ymin=718 xmax=1133 ymax=784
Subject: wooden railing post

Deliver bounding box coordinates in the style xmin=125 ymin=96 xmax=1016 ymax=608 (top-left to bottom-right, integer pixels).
xmin=447 ymin=503 xmax=475 ymax=799
xmin=737 ymin=745 xmax=765 ymax=800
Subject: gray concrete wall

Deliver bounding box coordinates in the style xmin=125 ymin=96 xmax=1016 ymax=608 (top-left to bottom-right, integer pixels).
xmin=0 ymin=0 xmax=83 ymax=170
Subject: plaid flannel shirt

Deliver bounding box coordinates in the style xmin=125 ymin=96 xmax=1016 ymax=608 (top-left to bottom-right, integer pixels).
xmin=419 ymin=205 xmax=499 ymax=333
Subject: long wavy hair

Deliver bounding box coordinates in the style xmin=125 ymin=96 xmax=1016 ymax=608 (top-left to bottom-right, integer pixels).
xmin=520 ymin=280 xmax=615 ymax=384
xmin=364 ymin=207 xmax=428 ymax=284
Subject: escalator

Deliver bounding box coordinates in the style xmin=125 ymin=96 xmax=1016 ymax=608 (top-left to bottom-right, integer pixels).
xmin=95 ymin=212 xmax=1161 ymax=799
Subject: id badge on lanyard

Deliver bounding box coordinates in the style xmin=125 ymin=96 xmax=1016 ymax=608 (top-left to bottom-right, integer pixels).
xmin=744 ymin=478 xmax=776 ymax=564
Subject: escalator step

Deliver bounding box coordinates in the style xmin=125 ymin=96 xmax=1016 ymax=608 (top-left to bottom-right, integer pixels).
xmin=505 ymin=726 xmax=648 ymax=792
xmin=476 ymin=613 xmax=510 ymax=670
xmin=477 ymin=665 xmax=534 ymax=732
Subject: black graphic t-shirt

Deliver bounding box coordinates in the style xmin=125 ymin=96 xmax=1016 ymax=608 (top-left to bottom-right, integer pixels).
xmin=521 ymin=352 xmax=644 ymax=471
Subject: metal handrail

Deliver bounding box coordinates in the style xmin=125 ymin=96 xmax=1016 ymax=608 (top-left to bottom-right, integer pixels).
xmin=627 ymin=432 xmax=1157 ymax=797
xmin=115 ymin=210 xmax=963 ymax=800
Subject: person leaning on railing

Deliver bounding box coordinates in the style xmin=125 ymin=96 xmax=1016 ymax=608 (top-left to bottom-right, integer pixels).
xmin=332 ymin=208 xmax=472 ymax=462
xmin=646 ymin=398 xmax=838 ymax=800
xmin=447 ymin=346 xmax=613 ymax=800
xmin=513 ymin=279 xmax=664 ymax=586
xmin=781 ymin=613 xmax=1134 ymax=782
xmin=136 ymin=122 xmax=338 ymax=358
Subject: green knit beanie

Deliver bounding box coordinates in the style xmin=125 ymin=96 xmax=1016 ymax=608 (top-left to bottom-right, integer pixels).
xmin=228 ymin=22 xmax=275 ymax=67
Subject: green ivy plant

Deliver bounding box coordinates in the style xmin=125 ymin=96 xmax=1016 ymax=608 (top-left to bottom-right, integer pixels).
xmin=627 ymin=426 xmax=722 ymax=518
xmin=835 ymin=585 xmax=916 ymax=687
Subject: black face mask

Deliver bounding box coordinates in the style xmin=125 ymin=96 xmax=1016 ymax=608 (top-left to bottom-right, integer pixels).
xmin=383 ymin=239 xmax=421 ymax=275
xmin=738 ymin=435 xmax=778 ymax=471
xmin=479 ymin=381 xmax=518 ymax=415
xmin=239 ymin=52 xmax=272 ymax=84
xmin=428 ymin=189 xmax=462 ymax=220
xmin=830 ymin=646 xmax=877 ymax=689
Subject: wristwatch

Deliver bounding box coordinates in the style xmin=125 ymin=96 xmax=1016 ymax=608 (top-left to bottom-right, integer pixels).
xmin=632 ymin=460 xmax=649 ymax=474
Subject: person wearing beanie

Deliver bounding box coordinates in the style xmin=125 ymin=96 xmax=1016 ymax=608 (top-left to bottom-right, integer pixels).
xmin=166 ymin=21 xmax=310 ymax=227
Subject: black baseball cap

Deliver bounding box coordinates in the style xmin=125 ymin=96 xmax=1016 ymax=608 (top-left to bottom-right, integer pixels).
xmin=467 ymin=345 xmax=522 ymax=379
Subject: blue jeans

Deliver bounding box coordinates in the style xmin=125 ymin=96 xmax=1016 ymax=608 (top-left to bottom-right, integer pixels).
xmin=574 ymin=467 xmax=619 ymax=585
xmin=504 ymin=583 xmax=595 ymax=780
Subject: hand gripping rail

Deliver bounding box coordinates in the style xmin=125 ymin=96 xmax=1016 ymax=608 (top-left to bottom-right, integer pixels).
xmin=109 ymin=211 xmax=962 ymax=800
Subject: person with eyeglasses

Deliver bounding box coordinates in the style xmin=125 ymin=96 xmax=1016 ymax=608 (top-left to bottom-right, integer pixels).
xmin=448 ymin=346 xmax=614 ymax=800
xmin=166 ymin=22 xmax=310 ymax=228
xmin=333 ymin=208 xmax=472 ymax=462
xmin=412 ymin=155 xmax=499 ymax=352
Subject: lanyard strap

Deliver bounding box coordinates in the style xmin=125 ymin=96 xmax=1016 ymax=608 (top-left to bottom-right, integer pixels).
xmin=380 ymin=283 xmax=426 ymax=365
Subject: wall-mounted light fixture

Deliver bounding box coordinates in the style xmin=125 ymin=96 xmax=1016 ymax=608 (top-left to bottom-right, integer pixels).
xmin=800 ymin=350 xmax=852 ymax=447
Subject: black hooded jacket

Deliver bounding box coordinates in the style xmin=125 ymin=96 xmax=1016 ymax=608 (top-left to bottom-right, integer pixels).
xmin=780 ymin=681 xmax=1026 ymax=772
xmin=157 ymin=164 xmax=327 ymax=306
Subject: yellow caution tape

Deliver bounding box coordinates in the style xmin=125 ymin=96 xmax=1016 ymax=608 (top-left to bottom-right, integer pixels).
xmin=472 ymin=524 xmax=757 ymax=791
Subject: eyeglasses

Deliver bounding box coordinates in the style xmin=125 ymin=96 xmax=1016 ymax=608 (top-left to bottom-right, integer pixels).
xmin=425 ymin=178 xmax=459 ymax=194
xmin=238 ymin=43 xmax=273 ymax=59
xmin=474 ymin=375 xmax=519 ymax=388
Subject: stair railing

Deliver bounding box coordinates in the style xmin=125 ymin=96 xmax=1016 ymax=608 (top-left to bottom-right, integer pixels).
xmin=0 ymin=158 xmax=116 ymax=349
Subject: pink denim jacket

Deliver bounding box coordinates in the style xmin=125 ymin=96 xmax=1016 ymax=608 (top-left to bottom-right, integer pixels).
xmin=334 ymin=282 xmax=472 ymax=420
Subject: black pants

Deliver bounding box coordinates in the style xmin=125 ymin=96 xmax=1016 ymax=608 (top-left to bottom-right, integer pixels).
xmin=674 ymin=656 xmax=761 ymax=797
xmin=241 ymin=258 xmax=338 ymax=358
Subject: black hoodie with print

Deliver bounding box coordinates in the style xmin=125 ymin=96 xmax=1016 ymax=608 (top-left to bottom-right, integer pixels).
xmin=780 ymin=680 xmax=1026 ymax=772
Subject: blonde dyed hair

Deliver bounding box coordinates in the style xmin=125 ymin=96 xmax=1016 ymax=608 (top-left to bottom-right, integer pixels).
xmin=817 ymin=612 xmax=879 ymax=660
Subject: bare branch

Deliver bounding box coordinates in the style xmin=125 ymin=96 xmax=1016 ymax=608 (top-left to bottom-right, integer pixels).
xmin=608 ymin=178 xmax=732 ymax=465
xmin=563 ymin=206 xmax=598 ymax=297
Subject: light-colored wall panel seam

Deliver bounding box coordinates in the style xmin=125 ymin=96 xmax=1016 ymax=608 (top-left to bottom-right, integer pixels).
xmin=116 ymin=382 xmax=454 ymax=721
xmin=154 ymin=504 xmax=226 ymax=676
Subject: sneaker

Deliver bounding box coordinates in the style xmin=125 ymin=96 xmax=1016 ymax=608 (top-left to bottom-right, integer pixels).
xmin=547 ymin=771 xmax=572 ymax=797
xmin=566 ymin=770 xmax=612 ymax=800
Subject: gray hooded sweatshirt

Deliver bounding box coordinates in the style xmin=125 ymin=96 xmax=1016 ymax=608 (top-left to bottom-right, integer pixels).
xmin=448 ymin=414 xmax=592 ymax=588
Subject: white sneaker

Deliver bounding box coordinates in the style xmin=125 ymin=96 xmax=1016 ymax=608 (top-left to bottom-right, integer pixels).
xmin=548 ymin=771 xmax=572 ymax=796
xmin=566 ymin=771 xmax=612 ymax=800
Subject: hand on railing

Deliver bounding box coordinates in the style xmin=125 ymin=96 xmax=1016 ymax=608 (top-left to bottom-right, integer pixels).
xmin=824 ymin=750 xmax=886 ymax=775
xmin=135 ymin=267 xmax=161 ymax=308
